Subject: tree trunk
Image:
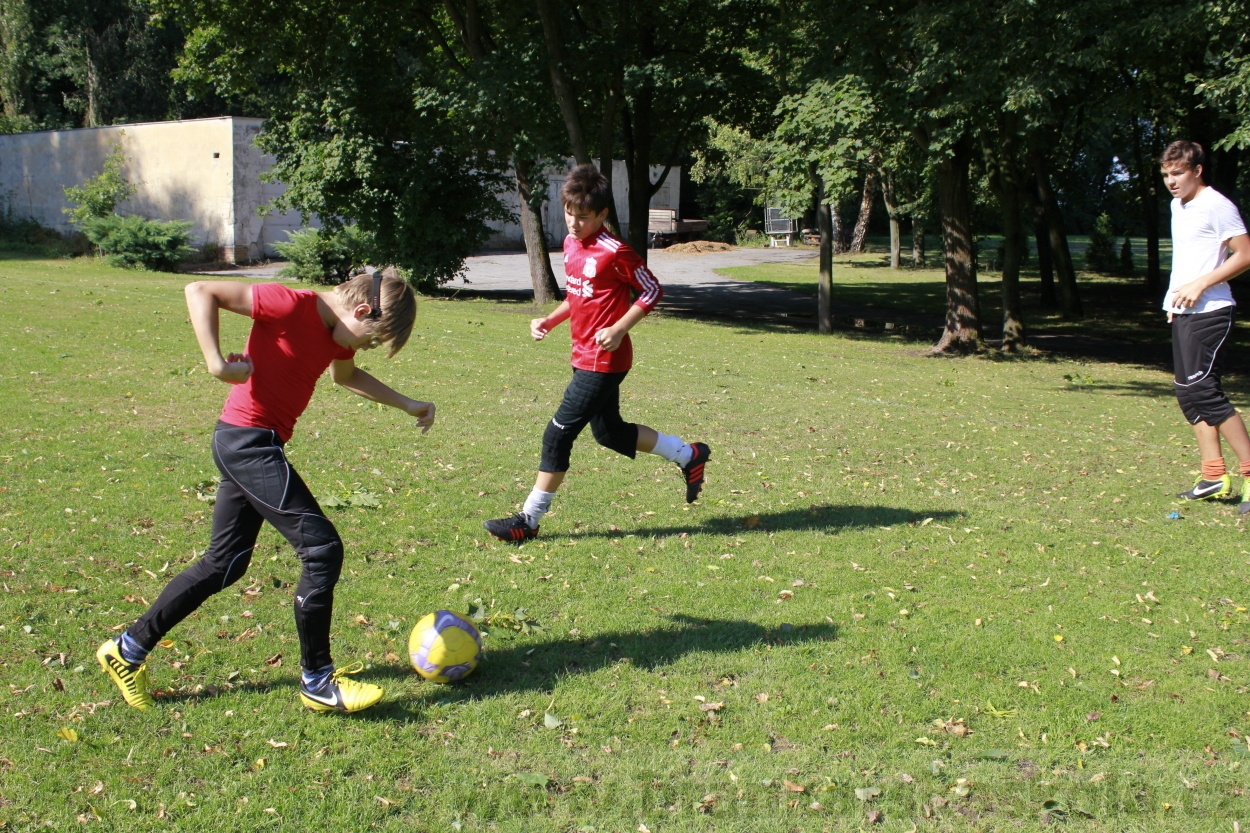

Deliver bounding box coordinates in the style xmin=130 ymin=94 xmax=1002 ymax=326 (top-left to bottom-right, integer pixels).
xmin=999 ymin=181 xmax=1026 ymax=351
xmin=516 ymin=156 xmax=561 ymax=304
xmin=534 ymin=0 xmax=589 ymax=164
xmin=1130 ymin=120 xmax=1163 ymax=296
xmin=881 ymin=171 xmax=901 ymax=269
xmin=912 ymin=218 xmax=925 ymax=267
xmin=1034 ymin=218 xmax=1056 ymax=307
xmin=622 ymin=91 xmax=653 ymax=258
xmin=850 ymin=164 xmax=877 ymax=253
xmin=930 ymin=137 xmax=981 ymax=354
xmin=1032 ymin=154 xmax=1083 ymax=319
xmin=831 ymin=202 xmax=844 ymax=254
xmin=1139 ymin=160 xmax=1162 ymax=296
xmin=597 ymin=86 xmax=623 ymax=237
xmin=813 ymin=165 xmax=833 ymax=333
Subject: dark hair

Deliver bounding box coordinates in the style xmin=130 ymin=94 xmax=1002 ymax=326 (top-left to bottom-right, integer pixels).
xmin=560 ymin=164 xmax=611 ymax=214
xmin=1159 ymin=140 xmax=1207 ymax=180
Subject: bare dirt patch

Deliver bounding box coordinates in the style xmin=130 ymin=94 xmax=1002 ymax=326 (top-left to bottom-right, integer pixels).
xmin=663 ymin=240 xmax=735 ymax=254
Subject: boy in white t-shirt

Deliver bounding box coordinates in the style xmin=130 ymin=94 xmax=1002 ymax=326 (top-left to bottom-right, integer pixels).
xmin=1160 ymin=140 xmax=1250 ymax=512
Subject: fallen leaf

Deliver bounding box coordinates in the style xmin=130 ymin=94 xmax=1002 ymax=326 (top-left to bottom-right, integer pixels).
xmin=266 ymin=739 xmax=289 ymax=748
xmin=742 ymin=515 xmax=761 ymax=529
xmin=783 ymin=779 xmax=806 ymax=793
xmin=855 ymin=786 xmax=881 ymax=800
xmin=543 ymin=712 xmax=565 ymax=729
xmin=699 ymin=701 xmax=725 ymax=712
xmin=866 ymin=808 xmax=883 ymax=824
xmin=56 ymin=727 xmax=78 ymax=742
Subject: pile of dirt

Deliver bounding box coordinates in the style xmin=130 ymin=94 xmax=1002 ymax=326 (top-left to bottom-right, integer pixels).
xmin=663 ymin=240 xmax=734 ymax=254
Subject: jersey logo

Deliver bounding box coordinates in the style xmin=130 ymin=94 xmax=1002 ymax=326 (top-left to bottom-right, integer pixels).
xmin=582 ymin=258 xmax=597 ymax=278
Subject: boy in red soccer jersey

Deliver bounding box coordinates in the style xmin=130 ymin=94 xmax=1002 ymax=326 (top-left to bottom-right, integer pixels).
xmin=97 ymin=271 xmax=435 ymax=713
xmin=484 ymin=164 xmax=709 ymax=542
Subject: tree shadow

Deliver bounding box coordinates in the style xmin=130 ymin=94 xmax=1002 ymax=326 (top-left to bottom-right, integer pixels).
xmin=362 ymin=614 xmax=839 ymax=718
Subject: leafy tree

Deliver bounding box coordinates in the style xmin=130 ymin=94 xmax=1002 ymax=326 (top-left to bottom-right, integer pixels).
xmin=1085 ymin=213 xmax=1118 ymax=273
xmin=533 ymin=0 xmax=770 ymax=255
xmin=62 ymin=140 xmax=136 ymax=224
xmin=160 ymin=0 xmax=511 ymax=290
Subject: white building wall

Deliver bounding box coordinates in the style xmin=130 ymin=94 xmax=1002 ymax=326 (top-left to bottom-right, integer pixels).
xmin=0 ymin=120 xmax=673 ymax=260
xmin=0 ymin=116 xmax=306 ymax=262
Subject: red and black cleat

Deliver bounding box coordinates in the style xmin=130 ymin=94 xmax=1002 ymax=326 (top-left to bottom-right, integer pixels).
xmin=484 ymin=513 xmax=539 ymax=542
xmin=681 ymin=442 xmax=711 ymax=503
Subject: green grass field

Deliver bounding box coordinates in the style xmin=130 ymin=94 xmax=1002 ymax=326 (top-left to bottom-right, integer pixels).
xmin=1 ymin=254 xmax=1248 ymax=832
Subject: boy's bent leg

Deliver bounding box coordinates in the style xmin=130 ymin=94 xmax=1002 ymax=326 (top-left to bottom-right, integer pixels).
xmin=1174 ymin=310 xmax=1237 ymax=501
xmin=211 ymin=425 xmax=345 ymax=675
xmin=126 ymin=478 xmax=263 ymax=652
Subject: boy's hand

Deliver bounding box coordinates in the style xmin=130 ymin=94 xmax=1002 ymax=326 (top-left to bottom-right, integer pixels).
xmin=214 ymin=352 xmax=254 ymax=384
xmin=405 ymin=399 xmax=436 ymax=433
xmin=1171 ymin=281 xmax=1205 ymax=310
xmin=594 ymin=326 xmax=625 ymax=352
xmin=530 ymin=318 xmax=550 ymax=341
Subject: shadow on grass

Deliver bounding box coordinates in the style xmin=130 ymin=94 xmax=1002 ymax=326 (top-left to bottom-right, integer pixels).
xmin=151 ymin=615 xmax=837 ymax=716
xmin=365 ymin=614 xmax=839 ymax=715
xmin=558 ymin=503 xmax=962 ymax=540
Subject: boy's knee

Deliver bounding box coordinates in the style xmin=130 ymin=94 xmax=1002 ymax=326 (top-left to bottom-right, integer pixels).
xmin=591 ymin=420 xmax=638 ymax=459
xmin=542 ymin=419 xmax=576 ymax=472
xmin=1176 ymin=380 xmax=1236 ymax=425
xmin=297 ymin=515 xmax=343 ymax=579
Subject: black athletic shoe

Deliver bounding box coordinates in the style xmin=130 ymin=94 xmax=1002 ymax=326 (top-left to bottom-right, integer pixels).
xmin=484 ymin=513 xmax=539 ymax=542
xmin=1177 ymin=474 xmax=1231 ymax=501
xmin=681 ymin=442 xmax=711 ymax=503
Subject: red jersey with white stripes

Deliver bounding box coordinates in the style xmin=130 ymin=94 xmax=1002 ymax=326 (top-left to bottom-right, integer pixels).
xmin=562 ymin=228 xmax=663 ymax=372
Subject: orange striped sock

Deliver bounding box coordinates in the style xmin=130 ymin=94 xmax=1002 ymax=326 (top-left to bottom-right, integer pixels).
xmin=1202 ymin=458 xmax=1227 ymax=480
xmin=1241 ymin=460 xmax=1250 ymax=478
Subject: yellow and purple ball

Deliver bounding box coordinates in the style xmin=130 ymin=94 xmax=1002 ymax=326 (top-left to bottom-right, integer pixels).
xmin=408 ymin=610 xmax=482 ymax=683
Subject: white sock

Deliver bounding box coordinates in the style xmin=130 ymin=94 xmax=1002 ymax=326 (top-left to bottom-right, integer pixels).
xmin=650 ymin=432 xmax=692 ymax=466
xmin=521 ymin=489 xmax=556 ymax=528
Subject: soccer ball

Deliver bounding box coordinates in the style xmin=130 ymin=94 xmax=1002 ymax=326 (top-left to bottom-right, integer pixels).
xmin=408 ymin=610 xmax=482 ymax=683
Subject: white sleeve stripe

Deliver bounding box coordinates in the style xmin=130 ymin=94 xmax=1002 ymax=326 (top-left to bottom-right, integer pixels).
xmin=634 ymin=266 xmax=661 ymax=305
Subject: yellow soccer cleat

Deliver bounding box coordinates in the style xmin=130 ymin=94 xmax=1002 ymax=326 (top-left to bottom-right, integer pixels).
xmin=299 ymin=662 xmax=384 ymax=714
xmin=96 ymin=638 xmax=155 ymax=710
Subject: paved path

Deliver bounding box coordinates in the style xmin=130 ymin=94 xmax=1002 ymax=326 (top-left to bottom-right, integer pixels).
xmin=445 ymin=247 xmax=832 ymax=328
xmin=199 ymin=246 xmax=841 ymax=328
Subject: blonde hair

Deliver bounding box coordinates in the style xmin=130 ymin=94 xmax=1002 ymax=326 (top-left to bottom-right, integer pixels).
xmin=335 ymin=272 xmax=417 ymax=357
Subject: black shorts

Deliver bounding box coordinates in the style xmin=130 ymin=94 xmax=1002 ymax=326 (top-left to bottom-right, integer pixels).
xmin=1173 ymin=307 xmax=1237 ymax=426
xmin=540 ymin=369 xmax=638 ymax=472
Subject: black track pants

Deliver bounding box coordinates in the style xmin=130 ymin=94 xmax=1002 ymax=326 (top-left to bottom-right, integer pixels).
xmin=127 ymin=423 xmax=343 ymax=670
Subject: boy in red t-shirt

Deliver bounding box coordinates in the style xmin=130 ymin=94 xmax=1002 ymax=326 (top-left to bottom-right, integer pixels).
xmin=97 ymin=271 xmax=435 ymax=713
xmin=484 ymin=164 xmax=709 ymax=542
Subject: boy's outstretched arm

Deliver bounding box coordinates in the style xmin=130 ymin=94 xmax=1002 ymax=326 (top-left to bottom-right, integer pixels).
xmin=532 ymin=300 xmax=571 ymax=340
xmin=330 ymin=359 xmax=436 ymax=433
xmin=184 ymin=281 xmax=255 ymax=384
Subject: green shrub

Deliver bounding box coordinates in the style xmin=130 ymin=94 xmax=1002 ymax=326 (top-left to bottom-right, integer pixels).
xmin=81 ymin=214 xmax=195 ymax=271
xmin=1085 ymin=212 xmax=1118 ymax=273
xmin=274 ymin=225 xmax=374 ymax=283
xmin=0 ymin=196 xmax=84 ymax=255
xmin=1119 ymin=237 xmax=1135 ymax=275
xmin=63 ymin=142 xmax=138 ymax=226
